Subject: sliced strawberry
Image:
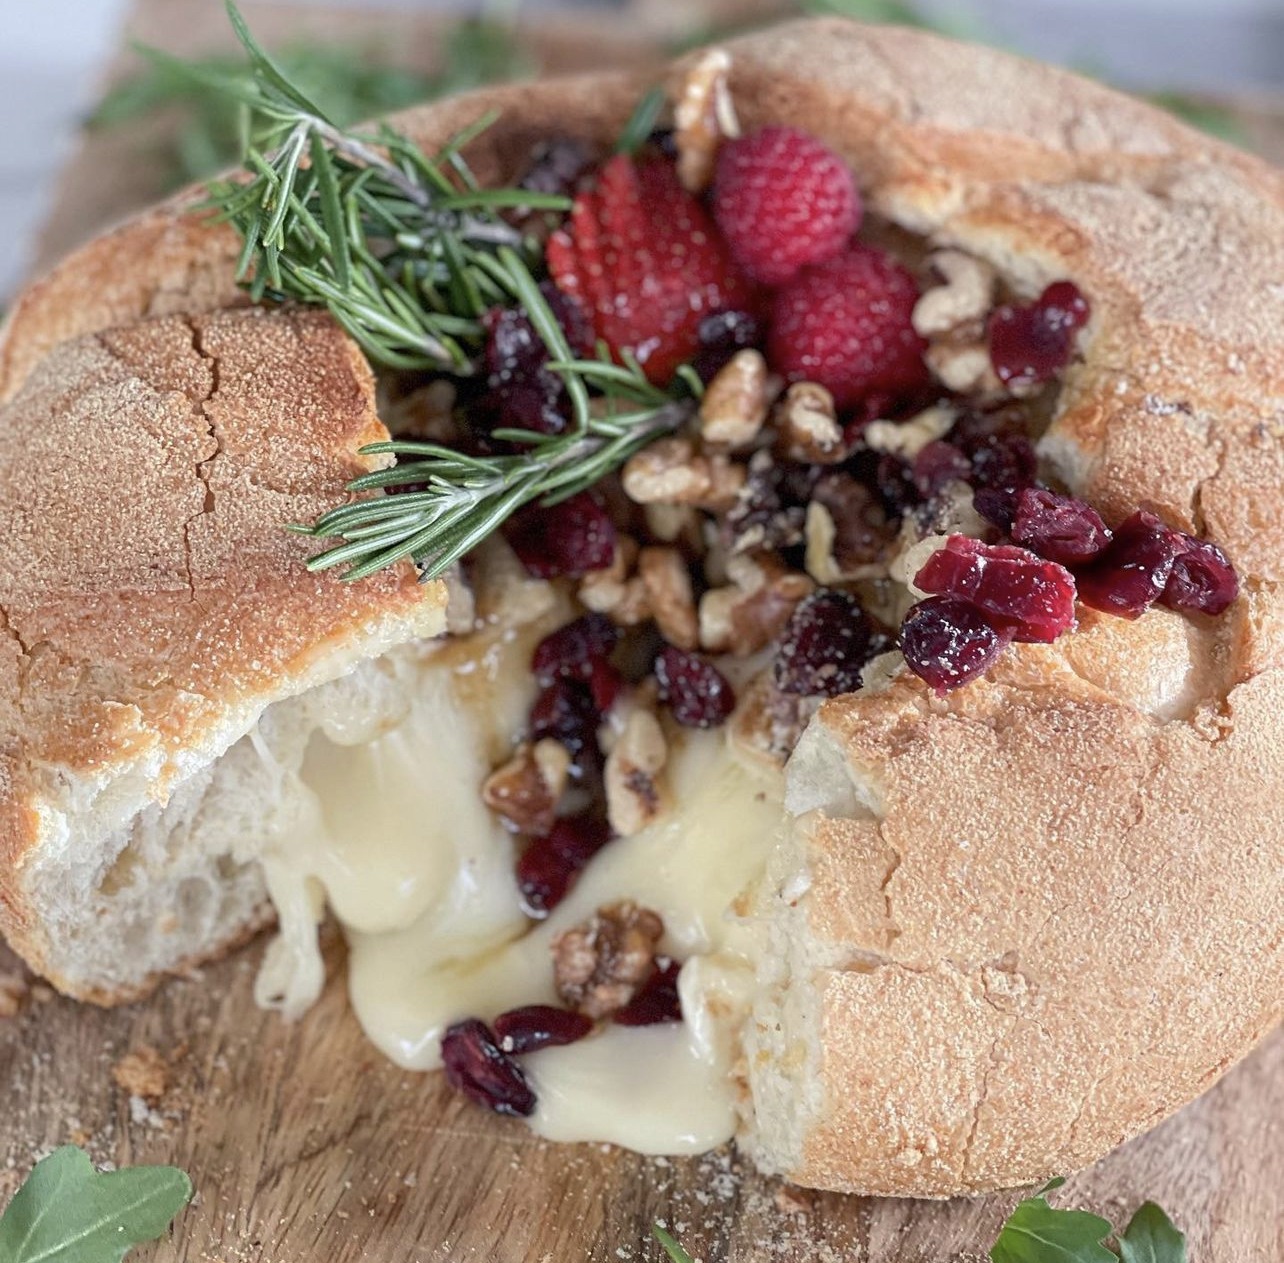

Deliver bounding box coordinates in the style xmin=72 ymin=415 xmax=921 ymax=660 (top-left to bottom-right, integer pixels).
xmin=547 ymin=154 xmax=753 ymax=385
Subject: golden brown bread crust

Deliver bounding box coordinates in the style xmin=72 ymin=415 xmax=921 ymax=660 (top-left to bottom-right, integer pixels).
xmin=0 ymin=306 xmax=443 ymax=987
xmin=0 ymin=17 xmax=1281 ymax=1192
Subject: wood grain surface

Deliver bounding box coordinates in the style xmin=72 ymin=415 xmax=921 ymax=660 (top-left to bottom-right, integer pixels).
xmin=4 ymin=2 xmax=1283 ymax=1260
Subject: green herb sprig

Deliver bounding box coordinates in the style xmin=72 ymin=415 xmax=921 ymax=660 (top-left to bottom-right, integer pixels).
xmin=164 ymin=1 xmax=700 ymax=582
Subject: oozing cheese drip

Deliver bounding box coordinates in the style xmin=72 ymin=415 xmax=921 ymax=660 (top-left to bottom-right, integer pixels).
xmin=253 ymin=607 xmax=784 ymax=1154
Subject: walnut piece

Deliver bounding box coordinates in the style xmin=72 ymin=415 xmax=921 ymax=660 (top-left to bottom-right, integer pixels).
xmin=776 ymin=381 xmax=845 ymax=464
xmin=552 ymin=900 xmax=665 ymax=1019
xmin=700 ymin=349 xmax=771 ymax=449
xmin=674 ymin=48 xmax=740 ymax=193
xmin=700 ymin=552 xmax=813 ymax=655
xmin=481 ymin=739 xmax=570 ymax=836
xmin=578 ymin=536 xmax=651 ymax=626
xmin=862 ymin=404 xmax=957 ymax=460
xmin=605 ymin=707 xmax=669 ymax=836
xmin=622 ymin=437 xmax=712 ymax=505
xmin=912 ymin=250 xmax=996 ymax=337
xmin=926 ymin=342 xmax=1001 ymax=395
xmin=638 ymin=545 xmax=699 ymax=650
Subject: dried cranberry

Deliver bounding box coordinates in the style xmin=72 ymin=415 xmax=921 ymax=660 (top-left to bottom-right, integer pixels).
xmin=482 ymin=284 xmax=593 ymax=438
xmin=441 ymin=1019 xmax=536 ymax=1117
xmin=1010 ymin=487 xmax=1112 ymax=566
xmin=973 ymin=487 xmax=1020 ymax=533
xmin=516 ymin=814 xmax=613 ymax=917
xmin=912 ymin=441 xmax=972 ymax=498
xmin=774 ymin=590 xmax=884 ymax=697
xmin=506 ymin=492 xmax=616 ymax=579
xmin=900 ymin=596 xmax=1014 ymax=694
xmin=532 ymin=613 xmax=621 ymax=685
xmin=1076 ymin=510 xmax=1182 ymax=619
xmin=914 ymin=536 xmax=1075 ymax=643
xmin=613 ymin=960 xmax=682 ymax=1026
xmin=494 ymin=1005 xmax=593 ymax=1055
xmin=529 ymin=677 xmax=598 ymax=766
xmin=1160 ymin=536 xmax=1239 ymax=616
xmin=969 ymin=432 xmax=1037 ymax=495
xmin=724 ymin=454 xmax=811 ymax=552
xmin=588 ymin=658 xmax=626 ymax=713
xmin=988 ymin=280 xmax=1090 ymax=390
xmin=655 ymin=646 xmax=737 ymax=728
xmin=520 ymin=137 xmax=592 ymax=198
xmin=873 ymin=453 xmax=920 ymax=518
xmin=693 ymin=309 xmax=765 ymax=381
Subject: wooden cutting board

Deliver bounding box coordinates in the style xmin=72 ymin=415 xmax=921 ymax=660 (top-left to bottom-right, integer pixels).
xmin=4 ymin=3 xmax=1283 ymax=1259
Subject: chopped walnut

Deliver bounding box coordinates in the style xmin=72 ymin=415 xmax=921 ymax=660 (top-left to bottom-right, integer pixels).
xmin=638 ymin=546 xmax=699 ymax=650
xmin=0 ymin=972 xmax=28 ymax=1019
xmin=729 ymin=670 xmax=822 ymax=767
xmin=674 ymin=48 xmax=740 ymax=193
xmin=622 ymin=437 xmax=712 ymax=505
xmin=926 ymin=342 xmax=1002 ymax=395
xmin=862 ymin=404 xmax=958 ymax=460
xmin=805 ymin=473 xmax=895 ymax=583
xmin=112 ymin=1046 xmax=168 ymax=1102
xmin=381 ymin=378 xmax=459 ymax=442
xmin=699 ymin=552 xmax=813 ymax=655
xmin=552 ymin=900 xmax=665 ymax=1019
xmin=725 ymin=449 xmax=809 ymax=555
xmin=912 ymin=250 xmax=996 ymax=337
xmin=578 ymin=536 xmax=651 ymax=626
xmin=700 ymin=350 xmax=771 ymax=449
xmin=605 ymin=707 xmax=669 ymax=836
xmin=622 ymin=437 xmax=744 ymax=512
xmin=481 ymin=739 xmax=570 ymax=836
xmin=776 ymin=381 xmax=845 ymax=464
xmin=644 ymin=502 xmax=703 ymax=551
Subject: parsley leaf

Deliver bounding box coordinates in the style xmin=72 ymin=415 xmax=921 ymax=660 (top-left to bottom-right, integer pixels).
xmin=0 ymin=1147 xmax=192 ymax=1263
xmin=1117 ymin=1202 xmax=1188 ymax=1263
xmin=990 ymin=1180 xmax=1119 ymax=1263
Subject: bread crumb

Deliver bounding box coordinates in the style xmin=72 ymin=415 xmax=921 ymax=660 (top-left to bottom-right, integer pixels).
xmin=0 ymin=972 xmax=29 ymax=1018
xmin=112 ymin=1046 xmax=167 ymax=1101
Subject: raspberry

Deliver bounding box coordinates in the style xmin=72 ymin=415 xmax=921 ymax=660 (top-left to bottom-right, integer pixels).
xmin=547 ymin=154 xmax=752 ymax=385
xmin=767 ymin=244 xmax=929 ymax=409
xmin=711 ymin=126 xmax=861 ymax=286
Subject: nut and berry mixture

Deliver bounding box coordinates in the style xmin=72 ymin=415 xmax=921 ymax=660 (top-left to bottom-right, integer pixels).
xmin=399 ymin=73 xmax=1240 ymax=1119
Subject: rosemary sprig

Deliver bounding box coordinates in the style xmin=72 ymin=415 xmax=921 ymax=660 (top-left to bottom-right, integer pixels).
xmin=176 ymin=2 xmax=697 ymax=582
xmin=158 ymin=1 xmax=566 ymax=373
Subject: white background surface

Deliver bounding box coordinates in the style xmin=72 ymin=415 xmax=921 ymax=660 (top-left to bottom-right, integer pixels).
xmin=0 ymin=0 xmax=1280 ymax=299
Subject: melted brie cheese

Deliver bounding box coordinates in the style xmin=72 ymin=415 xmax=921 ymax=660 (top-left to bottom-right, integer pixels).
xmin=250 ymin=594 xmax=784 ymax=1154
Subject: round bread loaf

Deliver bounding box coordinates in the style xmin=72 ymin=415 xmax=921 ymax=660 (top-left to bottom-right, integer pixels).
xmin=0 ymin=18 xmax=1281 ymax=1196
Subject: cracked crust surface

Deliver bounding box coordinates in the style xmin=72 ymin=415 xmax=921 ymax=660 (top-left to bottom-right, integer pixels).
xmin=0 ymin=306 xmax=443 ymax=986
xmin=0 ymin=17 xmax=1281 ymax=1192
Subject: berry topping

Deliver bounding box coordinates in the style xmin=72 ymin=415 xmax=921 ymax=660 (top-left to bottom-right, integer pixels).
xmin=506 ymin=492 xmax=616 ymax=579
xmin=441 ymin=1019 xmax=536 ymax=1117
xmin=900 ymin=595 xmax=1014 ymax=694
xmin=516 ymin=814 xmax=613 ymax=917
xmin=532 ymin=613 xmax=621 ymax=685
xmin=547 ymin=154 xmax=752 ymax=385
xmin=914 ymin=536 xmax=1076 ymax=644
xmin=711 ymin=126 xmax=861 ymax=286
xmin=1160 ymin=536 xmax=1239 ymax=616
xmin=494 ymin=1005 xmax=593 ymax=1055
xmin=612 ymin=959 xmax=683 ymax=1026
xmin=767 ymin=244 xmax=930 ymax=409
xmin=693 ymin=309 xmax=764 ymax=382
xmin=988 ymin=280 xmax=1090 ymax=390
xmin=654 ymin=646 xmax=737 ymax=728
xmin=1075 ymin=510 xmax=1183 ymax=619
xmin=482 ymin=284 xmax=593 ymax=437
xmin=912 ymin=440 xmax=972 ymax=499
xmin=774 ymin=589 xmax=887 ymax=697
xmin=529 ymin=678 xmax=599 ymax=775
xmin=1010 ymin=487 xmax=1113 ymax=566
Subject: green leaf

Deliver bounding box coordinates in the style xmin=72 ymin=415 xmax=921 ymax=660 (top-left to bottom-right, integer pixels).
xmin=652 ymin=1224 xmax=696 ymax=1263
xmin=0 ymin=1147 xmax=192 ymax=1263
xmin=1117 ymin=1202 xmax=1187 ymax=1263
xmin=990 ymin=1183 xmax=1119 ymax=1263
